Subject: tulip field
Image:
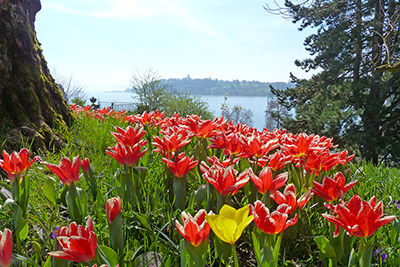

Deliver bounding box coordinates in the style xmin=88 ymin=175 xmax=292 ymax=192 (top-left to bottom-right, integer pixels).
xmin=0 ymin=105 xmax=400 ymax=267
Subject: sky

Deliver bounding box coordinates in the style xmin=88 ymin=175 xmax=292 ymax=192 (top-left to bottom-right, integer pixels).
xmin=35 ymin=0 xmax=316 ymax=93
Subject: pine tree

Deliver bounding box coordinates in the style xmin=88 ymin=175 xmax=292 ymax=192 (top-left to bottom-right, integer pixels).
xmin=268 ymin=0 xmax=400 ymax=163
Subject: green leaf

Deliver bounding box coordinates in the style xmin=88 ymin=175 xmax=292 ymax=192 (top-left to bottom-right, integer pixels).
xmin=359 ymin=242 xmax=373 ymax=267
xmin=133 ymin=211 xmax=152 ymax=231
xmin=13 ymin=254 xmax=42 ymax=267
xmin=76 ymin=187 xmax=88 ymax=220
xmin=154 ymin=225 xmax=178 ymax=250
xmin=18 ymin=221 xmax=28 ymax=240
xmin=194 ymin=184 xmax=207 ymax=210
xmin=173 ymin=176 xmax=186 ymax=211
xmin=32 ymin=240 xmax=41 ymax=253
xmin=252 ymin=231 xmax=262 ymax=264
xmin=43 ymin=256 xmax=52 ymax=267
xmin=214 ymin=236 xmax=232 ymax=265
xmin=66 ymin=182 xmax=88 ymax=224
xmin=347 ymin=248 xmax=358 ymax=267
xmin=109 ymin=213 xmax=124 ymax=257
xmin=43 ymin=178 xmax=57 ymax=205
xmin=390 ymin=218 xmax=400 ymax=246
xmin=314 ymin=236 xmax=337 ymax=259
xmin=179 ymin=239 xmax=207 ymax=267
xmin=96 ymin=245 xmax=119 ymax=267
xmin=272 ymin=233 xmax=282 ymax=266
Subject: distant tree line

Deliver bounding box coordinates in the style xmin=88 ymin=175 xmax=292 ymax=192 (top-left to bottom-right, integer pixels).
xmin=164 ymin=76 xmax=294 ymax=96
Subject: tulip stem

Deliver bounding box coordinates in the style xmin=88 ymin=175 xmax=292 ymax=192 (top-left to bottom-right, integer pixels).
xmin=231 ymin=244 xmax=239 ymax=267
xmin=207 ymin=183 xmax=212 ymax=211
xmin=173 ymin=176 xmax=186 ymax=211
xmin=262 ymin=191 xmax=270 ymax=206
xmin=217 ymin=193 xmax=225 ymax=212
xmin=358 ymin=237 xmax=373 ymax=267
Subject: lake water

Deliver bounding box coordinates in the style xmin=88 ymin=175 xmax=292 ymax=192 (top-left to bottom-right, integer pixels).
xmin=86 ymin=91 xmax=269 ymax=130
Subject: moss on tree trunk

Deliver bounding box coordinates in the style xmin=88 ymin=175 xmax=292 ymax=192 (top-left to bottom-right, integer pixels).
xmin=0 ymin=0 xmax=73 ymax=151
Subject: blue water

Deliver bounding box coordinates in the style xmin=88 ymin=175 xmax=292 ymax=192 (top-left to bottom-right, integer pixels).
xmin=86 ymin=91 xmax=268 ymax=130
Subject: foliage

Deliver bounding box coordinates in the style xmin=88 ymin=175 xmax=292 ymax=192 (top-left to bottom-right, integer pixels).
xmin=268 ymin=0 xmax=400 ymax=165
xmin=163 ymin=90 xmax=213 ymax=120
xmin=130 ymin=69 xmax=170 ymax=113
xmin=165 ymin=75 xmax=293 ymax=96
xmin=130 ymin=69 xmax=214 ymax=119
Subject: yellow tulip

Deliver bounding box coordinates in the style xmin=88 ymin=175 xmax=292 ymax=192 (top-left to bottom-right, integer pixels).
xmin=205 ymin=205 xmax=254 ymax=244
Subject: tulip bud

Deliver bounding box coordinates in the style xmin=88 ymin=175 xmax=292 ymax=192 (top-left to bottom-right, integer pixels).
xmin=106 ymin=197 xmax=124 ymax=264
xmin=0 ymin=228 xmax=12 ymax=267
xmin=106 ymin=196 xmax=122 ymax=224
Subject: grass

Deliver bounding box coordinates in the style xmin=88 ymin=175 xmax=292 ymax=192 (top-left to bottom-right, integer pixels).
xmin=1 ymin=110 xmax=399 ymax=266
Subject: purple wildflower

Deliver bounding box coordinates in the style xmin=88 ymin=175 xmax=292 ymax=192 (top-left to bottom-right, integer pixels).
xmin=50 ymin=227 xmax=60 ymax=239
xmin=389 ymin=200 xmax=400 ymax=211
xmin=374 ymin=248 xmax=388 ymax=262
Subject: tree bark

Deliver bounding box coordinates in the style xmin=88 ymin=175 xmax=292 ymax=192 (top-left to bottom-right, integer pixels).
xmin=0 ymin=0 xmax=73 ymax=151
xmin=361 ymin=0 xmax=385 ymax=164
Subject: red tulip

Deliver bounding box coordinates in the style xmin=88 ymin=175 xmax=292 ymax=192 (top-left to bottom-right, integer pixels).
xmin=162 ymin=153 xmax=198 ymax=178
xmin=159 ymin=113 xmax=184 ymax=129
xmin=80 ymin=157 xmax=90 ymax=174
xmin=305 ymin=150 xmax=354 ymax=175
xmin=312 ymin=172 xmax=358 ymax=202
xmin=249 ymin=201 xmax=298 ymax=234
xmin=106 ymin=196 xmax=122 ymax=224
xmin=200 ymin=164 xmax=249 ymax=196
xmin=267 ymin=151 xmax=292 ymax=171
xmin=271 ymin=184 xmax=313 ymax=213
xmin=49 ymin=217 xmax=97 ymax=263
xmin=128 ymin=110 xmax=164 ymax=126
xmin=282 ymin=133 xmax=322 ymax=159
xmin=111 ymin=125 xmax=147 ymax=147
xmin=175 ymin=209 xmax=210 ymax=247
xmin=0 ymin=228 xmax=12 ymax=267
xmin=106 ymin=142 xmax=147 ymax=167
xmin=44 ymin=156 xmax=81 ymax=185
xmin=183 ymin=116 xmax=217 ymax=139
xmin=209 ymin=132 xmax=243 ymax=156
xmin=322 ymin=195 xmax=397 ymax=237
xmin=240 ymin=134 xmax=279 ymax=158
xmin=248 ymin=167 xmax=288 ymax=195
xmin=152 ymin=128 xmax=191 ymax=158
xmin=206 ymin=156 xmax=239 ymax=168
xmin=97 ymin=107 xmax=112 ymax=116
xmin=0 ymin=148 xmax=39 ymax=182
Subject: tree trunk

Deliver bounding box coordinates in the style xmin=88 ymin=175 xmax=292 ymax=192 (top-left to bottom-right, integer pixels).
xmin=360 ymin=0 xmax=385 ymax=164
xmin=353 ymin=0 xmax=362 ymax=83
xmin=0 ymin=0 xmax=73 ymax=151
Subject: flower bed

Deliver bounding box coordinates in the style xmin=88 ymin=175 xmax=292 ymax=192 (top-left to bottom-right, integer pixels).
xmin=0 ymin=104 xmax=398 ymax=266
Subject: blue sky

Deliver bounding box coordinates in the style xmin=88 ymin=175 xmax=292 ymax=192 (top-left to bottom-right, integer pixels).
xmin=35 ymin=0 xmax=316 ymax=93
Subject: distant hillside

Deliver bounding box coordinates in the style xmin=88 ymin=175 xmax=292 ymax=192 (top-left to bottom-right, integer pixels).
xmin=163 ymin=76 xmax=294 ymax=96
